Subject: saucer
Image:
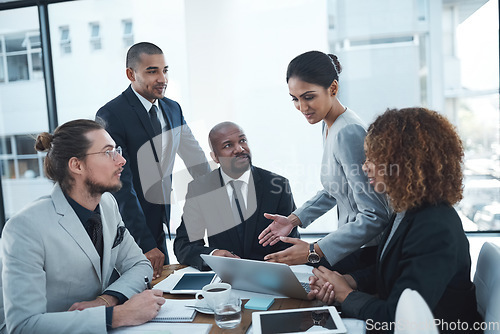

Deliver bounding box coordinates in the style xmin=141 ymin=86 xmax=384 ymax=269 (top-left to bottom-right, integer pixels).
xmin=193 ymin=299 xmax=214 ymax=314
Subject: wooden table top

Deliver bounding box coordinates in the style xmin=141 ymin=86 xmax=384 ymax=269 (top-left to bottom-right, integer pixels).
xmin=152 ymin=264 xmax=323 ymax=334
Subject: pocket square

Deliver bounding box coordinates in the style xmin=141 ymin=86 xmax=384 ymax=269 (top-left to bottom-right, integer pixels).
xmin=112 ymin=226 xmax=126 ymax=248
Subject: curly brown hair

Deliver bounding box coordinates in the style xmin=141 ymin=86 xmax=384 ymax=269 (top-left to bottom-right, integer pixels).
xmin=365 ymin=107 xmax=464 ymax=212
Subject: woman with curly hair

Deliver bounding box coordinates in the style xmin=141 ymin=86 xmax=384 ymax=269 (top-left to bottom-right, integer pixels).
xmin=309 ymin=107 xmax=482 ymax=333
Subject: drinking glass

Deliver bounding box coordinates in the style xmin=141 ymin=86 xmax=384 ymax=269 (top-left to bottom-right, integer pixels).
xmin=214 ymin=296 xmax=242 ymax=329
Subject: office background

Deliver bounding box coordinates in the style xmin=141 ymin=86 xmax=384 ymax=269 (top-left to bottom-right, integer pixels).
xmin=0 ymin=0 xmax=498 ymax=263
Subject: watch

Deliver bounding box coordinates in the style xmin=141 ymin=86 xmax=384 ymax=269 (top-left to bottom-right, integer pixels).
xmin=307 ymin=242 xmax=320 ymax=264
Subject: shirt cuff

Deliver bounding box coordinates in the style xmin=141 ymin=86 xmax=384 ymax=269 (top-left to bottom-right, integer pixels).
xmin=103 ymin=290 xmax=128 ymax=304
xmin=105 ymin=306 xmax=114 ymax=331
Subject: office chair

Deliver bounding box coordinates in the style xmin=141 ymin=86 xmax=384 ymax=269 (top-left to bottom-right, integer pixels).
xmin=473 ymin=242 xmax=500 ymax=334
xmin=394 ymin=288 xmax=439 ymax=334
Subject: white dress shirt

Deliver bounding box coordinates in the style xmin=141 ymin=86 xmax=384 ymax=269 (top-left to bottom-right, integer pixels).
xmin=220 ymin=168 xmax=251 ymax=208
xmin=131 ymin=87 xmax=167 ymax=161
xmin=208 ymin=167 xmax=251 ymax=256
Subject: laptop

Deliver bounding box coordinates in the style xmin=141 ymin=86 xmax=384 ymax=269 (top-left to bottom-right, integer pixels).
xmin=200 ymin=254 xmax=311 ymax=300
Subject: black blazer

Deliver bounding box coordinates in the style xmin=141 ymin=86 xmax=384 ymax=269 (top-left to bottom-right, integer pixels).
xmin=96 ymin=86 xmax=210 ymax=256
xmin=174 ymin=166 xmax=299 ymax=270
xmin=342 ymin=203 xmax=482 ymax=333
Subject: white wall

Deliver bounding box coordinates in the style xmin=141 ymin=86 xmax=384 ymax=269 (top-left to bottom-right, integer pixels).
xmin=180 ymin=0 xmax=336 ymax=232
xmin=36 ymin=0 xmax=337 ymax=232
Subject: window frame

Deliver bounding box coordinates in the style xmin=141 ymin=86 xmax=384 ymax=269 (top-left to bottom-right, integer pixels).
xmin=0 ymin=0 xmax=498 ymax=237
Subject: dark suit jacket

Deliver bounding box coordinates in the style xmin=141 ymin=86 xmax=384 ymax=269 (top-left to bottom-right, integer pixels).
xmin=96 ymin=86 xmax=210 ymax=256
xmin=174 ymin=166 xmax=299 ymax=270
xmin=342 ymin=203 xmax=482 ymax=333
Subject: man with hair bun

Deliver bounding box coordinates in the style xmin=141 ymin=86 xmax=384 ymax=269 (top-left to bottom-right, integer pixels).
xmin=1 ymin=119 xmax=165 ymax=334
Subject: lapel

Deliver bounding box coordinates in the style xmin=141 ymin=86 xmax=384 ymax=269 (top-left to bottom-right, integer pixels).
xmin=158 ymin=98 xmax=173 ymax=130
xmin=125 ymin=86 xmax=166 ymax=201
xmin=99 ymin=199 xmax=115 ymax=289
xmin=242 ymin=167 xmax=261 ymax=257
xmin=51 ymin=184 xmax=102 ymax=280
xmin=212 ymin=168 xmax=244 ymax=254
xmin=157 ymin=98 xmax=176 ymax=172
xmin=377 ymin=213 xmax=395 ymax=265
xmin=124 ymin=86 xmax=156 ymax=142
xmin=377 ymin=211 xmax=413 ymax=285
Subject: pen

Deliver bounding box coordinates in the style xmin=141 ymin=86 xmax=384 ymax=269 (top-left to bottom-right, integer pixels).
xmin=145 ymin=276 xmax=152 ymax=290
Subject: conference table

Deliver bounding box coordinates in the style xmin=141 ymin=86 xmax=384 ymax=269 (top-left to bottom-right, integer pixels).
xmin=152 ymin=264 xmax=364 ymax=334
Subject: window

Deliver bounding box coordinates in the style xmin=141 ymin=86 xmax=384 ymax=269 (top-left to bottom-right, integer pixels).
xmin=25 ymin=33 xmax=43 ymax=79
xmin=0 ymin=38 xmax=5 ymax=82
xmin=0 ymin=6 xmax=49 ymax=221
xmin=417 ymin=0 xmax=428 ymax=22
xmin=0 ymin=0 xmax=498 ymax=236
xmin=327 ymin=0 xmax=499 ymax=232
xmin=122 ymin=19 xmax=133 ymax=48
xmin=0 ymin=134 xmax=49 ymax=219
xmin=59 ymin=26 xmax=71 ymax=54
xmin=0 ymin=31 xmax=42 ymax=82
xmin=0 ymin=134 xmax=43 ymax=179
xmin=89 ymin=22 xmax=101 ymax=50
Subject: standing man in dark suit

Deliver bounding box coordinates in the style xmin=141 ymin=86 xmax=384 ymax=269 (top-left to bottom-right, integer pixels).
xmin=174 ymin=122 xmax=300 ymax=270
xmin=97 ymin=42 xmax=211 ymax=278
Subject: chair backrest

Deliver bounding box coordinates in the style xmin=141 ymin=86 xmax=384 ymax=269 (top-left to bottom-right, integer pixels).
xmin=473 ymin=242 xmax=500 ymax=334
xmin=395 ymin=288 xmax=439 ymax=334
xmin=0 ymin=240 xmax=5 ymax=334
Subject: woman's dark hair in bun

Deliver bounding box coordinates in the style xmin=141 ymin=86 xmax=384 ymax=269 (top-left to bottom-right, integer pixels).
xmin=286 ymin=50 xmax=342 ymax=89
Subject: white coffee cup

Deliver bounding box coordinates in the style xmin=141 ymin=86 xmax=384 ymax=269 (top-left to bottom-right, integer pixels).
xmin=195 ymin=282 xmax=231 ymax=310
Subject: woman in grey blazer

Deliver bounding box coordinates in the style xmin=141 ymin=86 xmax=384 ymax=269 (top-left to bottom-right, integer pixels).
xmin=260 ymin=51 xmax=391 ymax=271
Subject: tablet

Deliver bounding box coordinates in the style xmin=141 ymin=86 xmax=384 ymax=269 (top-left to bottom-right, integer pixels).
xmin=154 ymin=272 xmax=218 ymax=294
xmin=252 ymin=306 xmax=347 ymax=334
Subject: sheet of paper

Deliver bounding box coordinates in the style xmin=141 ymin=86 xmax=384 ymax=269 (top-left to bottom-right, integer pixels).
xmin=290 ymin=264 xmax=314 ymax=283
xmin=342 ymin=318 xmax=367 ymax=333
xmin=290 ymin=264 xmax=314 ymax=275
xmin=110 ymin=322 xmax=212 ymax=334
xmin=232 ymin=288 xmax=286 ymax=299
xmin=152 ymin=299 xmax=197 ymax=322
xmin=172 ymin=266 xmax=201 ymax=274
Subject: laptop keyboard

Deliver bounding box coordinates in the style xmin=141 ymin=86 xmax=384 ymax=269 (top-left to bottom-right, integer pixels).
xmin=300 ymin=282 xmax=311 ymax=293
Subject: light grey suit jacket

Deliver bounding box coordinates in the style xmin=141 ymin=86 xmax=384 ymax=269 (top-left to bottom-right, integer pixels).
xmin=1 ymin=183 xmax=152 ymax=334
xmin=294 ymin=109 xmax=392 ymax=266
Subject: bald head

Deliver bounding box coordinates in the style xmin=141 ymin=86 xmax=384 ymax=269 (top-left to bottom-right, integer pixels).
xmin=209 ymin=122 xmax=251 ymax=178
xmin=209 ymin=122 xmax=243 ymax=151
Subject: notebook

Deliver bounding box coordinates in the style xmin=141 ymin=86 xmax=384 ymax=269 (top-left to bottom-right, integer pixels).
xmin=150 ymin=299 xmax=197 ymax=323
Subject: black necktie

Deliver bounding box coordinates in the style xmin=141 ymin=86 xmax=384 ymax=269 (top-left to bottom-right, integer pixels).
xmin=230 ymin=180 xmax=246 ymax=241
xmin=149 ymin=105 xmax=163 ymax=155
xmin=88 ymin=211 xmax=103 ymax=261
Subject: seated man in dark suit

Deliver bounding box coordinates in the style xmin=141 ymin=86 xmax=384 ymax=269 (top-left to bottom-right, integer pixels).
xmin=174 ymin=121 xmax=300 ymax=270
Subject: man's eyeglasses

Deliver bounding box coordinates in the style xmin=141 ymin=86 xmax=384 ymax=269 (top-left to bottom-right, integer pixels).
xmin=83 ymin=146 xmax=122 ymax=161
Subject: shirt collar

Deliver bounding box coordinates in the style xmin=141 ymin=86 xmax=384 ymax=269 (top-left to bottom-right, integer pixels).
xmin=220 ymin=167 xmax=251 ymax=186
xmin=131 ymin=85 xmax=159 ymax=112
xmin=63 ymin=192 xmax=99 ymax=229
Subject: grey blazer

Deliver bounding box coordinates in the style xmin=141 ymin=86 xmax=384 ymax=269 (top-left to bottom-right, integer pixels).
xmin=1 ymin=183 xmax=152 ymax=334
xmin=294 ymin=109 xmax=392 ymax=265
